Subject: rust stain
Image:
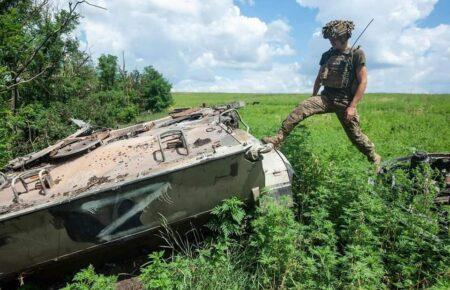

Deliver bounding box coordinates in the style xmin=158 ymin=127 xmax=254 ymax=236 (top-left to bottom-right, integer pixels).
xmin=87 ymin=176 xmax=110 ymax=188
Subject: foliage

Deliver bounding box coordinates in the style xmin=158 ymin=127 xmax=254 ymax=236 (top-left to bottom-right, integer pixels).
xmin=140 ymin=197 xmax=254 ymax=289
xmin=207 ymin=197 xmax=246 ymax=238
xmin=375 ymin=165 xmax=449 ymax=288
xmin=0 ymin=0 xmax=83 ymax=107
xmin=69 ymin=90 xmax=139 ymax=127
xmin=3 ymin=102 xmax=73 ymax=158
xmin=139 ymin=66 xmax=173 ymax=112
xmin=139 ymin=251 xmax=190 ymax=289
xmin=0 ymin=1 xmax=173 ymax=167
xmin=140 ymin=247 xmax=255 ymax=290
xmin=97 ymin=54 xmax=118 ymax=90
xmin=248 ymin=196 xmax=301 ymax=288
xmin=282 ymin=128 xmax=449 ymax=289
xmin=0 ymin=102 xmax=12 ymax=165
xmin=61 ymin=265 xmax=117 ymax=290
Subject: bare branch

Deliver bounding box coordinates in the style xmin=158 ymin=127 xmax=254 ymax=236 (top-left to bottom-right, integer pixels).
xmin=13 ymin=0 xmax=105 ymax=80
xmin=21 ymin=0 xmax=50 ymax=26
xmin=1 ymin=69 xmax=49 ymax=93
xmin=75 ymin=54 xmax=91 ymax=70
xmin=83 ymin=1 xmax=107 ymax=10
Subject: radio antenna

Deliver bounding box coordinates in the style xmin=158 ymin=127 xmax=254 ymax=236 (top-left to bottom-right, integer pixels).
xmin=351 ymin=18 xmax=374 ymax=49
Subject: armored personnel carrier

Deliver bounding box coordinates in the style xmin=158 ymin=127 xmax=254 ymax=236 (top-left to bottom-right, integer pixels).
xmin=0 ymin=103 xmax=293 ymax=281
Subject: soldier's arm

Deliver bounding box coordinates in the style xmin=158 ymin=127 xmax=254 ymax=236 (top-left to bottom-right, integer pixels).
xmin=312 ymin=65 xmax=325 ymax=96
xmin=349 ymin=65 xmax=367 ymax=108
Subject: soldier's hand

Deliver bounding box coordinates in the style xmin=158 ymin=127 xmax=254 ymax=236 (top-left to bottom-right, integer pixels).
xmin=345 ymin=106 xmax=356 ymax=122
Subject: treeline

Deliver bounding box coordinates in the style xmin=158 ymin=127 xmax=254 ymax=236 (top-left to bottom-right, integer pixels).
xmin=0 ymin=0 xmax=173 ymax=165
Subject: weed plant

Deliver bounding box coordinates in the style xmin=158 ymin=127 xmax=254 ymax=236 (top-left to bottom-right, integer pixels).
xmin=61 ymin=265 xmax=117 ymax=290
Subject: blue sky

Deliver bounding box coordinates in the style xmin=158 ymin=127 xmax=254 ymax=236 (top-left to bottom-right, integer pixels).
xmin=416 ymin=0 xmax=450 ymax=27
xmin=77 ymin=0 xmax=450 ymax=93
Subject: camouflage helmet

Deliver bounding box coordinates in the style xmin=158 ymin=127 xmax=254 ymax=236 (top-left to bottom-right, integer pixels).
xmin=322 ymin=20 xmax=355 ymax=39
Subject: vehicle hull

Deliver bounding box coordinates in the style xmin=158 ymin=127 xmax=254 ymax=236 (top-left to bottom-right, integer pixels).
xmin=0 ymin=150 xmax=269 ymax=280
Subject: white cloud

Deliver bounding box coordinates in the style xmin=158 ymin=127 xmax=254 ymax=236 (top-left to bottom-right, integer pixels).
xmin=176 ymin=62 xmax=310 ymax=93
xmin=296 ymin=0 xmax=450 ymax=93
xmin=76 ymin=0 xmax=449 ymax=93
xmin=77 ymin=0 xmax=297 ymax=91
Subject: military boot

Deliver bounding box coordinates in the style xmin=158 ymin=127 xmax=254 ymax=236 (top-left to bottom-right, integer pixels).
xmin=371 ymin=153 xmax=382 ymax=173
xmin=262 ymin=130 xmax=285 ymax=149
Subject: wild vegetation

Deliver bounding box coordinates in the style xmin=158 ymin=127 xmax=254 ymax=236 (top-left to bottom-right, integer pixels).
xmin=60 ymin=92 xmax=449 ymax=290
xmin=0 ymin=0 xmax=173 ymax=166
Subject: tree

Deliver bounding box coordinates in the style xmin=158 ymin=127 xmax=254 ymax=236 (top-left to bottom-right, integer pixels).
xmin=97 ymin=54 xmax=118 ymax=90
xmin=0 ymin=1 xmax=100 ymax=163
xmin=139 ymin=66 xmax=173 ymax=112
xmin=0 ymin=2 xmax=172 ymax=165
xmin=0 ymin=0 xmax=87 ymax=112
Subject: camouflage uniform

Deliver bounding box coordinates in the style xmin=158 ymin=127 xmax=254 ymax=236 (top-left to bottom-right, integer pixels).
xmin=278 ymin=95 xmax=378 ymax=162
xmin=264 ymin=20 xmax=380 ymax=164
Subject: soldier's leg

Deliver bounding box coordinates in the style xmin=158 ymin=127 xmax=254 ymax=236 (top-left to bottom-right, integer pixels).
xmin=335 ymin=110 xmax=381 ymax=165
xmin=263 ymin=96 xmax=332 ymax=147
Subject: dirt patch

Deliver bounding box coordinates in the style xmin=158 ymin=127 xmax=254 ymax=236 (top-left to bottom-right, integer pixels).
xmin=87 ymin=175 xmax=110 ymax=187
xmin=0 ymin=201 xmax=35 ymax=215
xmin=116 ymin=277 xmax=143 ymax=290
xmin=53 ymin=177 xmax=62 ymax=185
xmin=193 ymin=138 xmax=211 ymax=148
xmin=116 ymin=173 xmax=129 ymax=182
xmin=63 ymin=175 xmax=112 ymax=197
xmin=117 ymin=173 xmax=129 ymax=180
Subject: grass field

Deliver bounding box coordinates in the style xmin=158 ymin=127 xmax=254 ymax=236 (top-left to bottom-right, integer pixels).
xmin=141 ymin=92 xmax=450 ymax=161
xmin=61 ymin=93 xmax=450 ymax=289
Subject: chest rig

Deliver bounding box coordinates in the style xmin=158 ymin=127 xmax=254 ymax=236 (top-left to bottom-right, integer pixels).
xmin=320 ymin=48 xmax=354 ymax=89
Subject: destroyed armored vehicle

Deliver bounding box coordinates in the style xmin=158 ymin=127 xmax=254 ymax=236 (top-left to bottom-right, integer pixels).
xmin=0 ymin=102 xmax=293 ymax=281
xmin=380 ymin=152 xmax=450 ymax=204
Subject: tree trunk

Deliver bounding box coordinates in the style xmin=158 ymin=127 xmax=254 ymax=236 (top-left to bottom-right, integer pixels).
xmin=10 ymin=82 xmax=18 ymax=115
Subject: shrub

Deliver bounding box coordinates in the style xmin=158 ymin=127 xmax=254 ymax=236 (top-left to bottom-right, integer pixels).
xmin=0 ymin=105 xmax=12 ymax=166
xmin=375 ymin=165 xmax=450 ymax=288
xmin=3 ymin=102 xmax=73 ymax=159
xmin=207 ymin=197 xmax=246 ymax=239
xmin=140 ymin=251 xmax=191 ymax=289
xmin=140 ymin=198 xmax=255 ymax=289
xmin=61 ymin=265 xmax=117 ymax=290
xmin=139 ymin=248 xmax=253 ymax=290
xmin=139 ymin=66 xmax=173 ymax=112
xmin=249 ymin=196 xmax=301 ymax=288
xmin=69 ymin=90 xmax=138 ymax=127
xmin=280 ymin=128 xmax=449 ymax=288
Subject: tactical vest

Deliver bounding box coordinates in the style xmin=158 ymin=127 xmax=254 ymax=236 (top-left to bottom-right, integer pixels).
xmin=320 ymin=48 xmax=355 ymax=89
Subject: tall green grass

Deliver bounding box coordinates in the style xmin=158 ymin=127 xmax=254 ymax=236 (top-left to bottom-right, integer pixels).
xmin=61 ymin=93 xmax=449 ymax=289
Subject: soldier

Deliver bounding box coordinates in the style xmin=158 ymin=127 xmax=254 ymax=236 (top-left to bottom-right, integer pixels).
xmin=263 ymin=20 xmax=381 ymax=169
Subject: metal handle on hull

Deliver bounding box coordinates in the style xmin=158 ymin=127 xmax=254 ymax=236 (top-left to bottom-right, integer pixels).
xmin=11 ymin=176 xmax=28 ymax=202
xmin=156 ymin=129 xmax=190 ymax=162
xmin=9 ymin=168 xmax=54 ymax=202
xmin=38 ymin=169 xmax=53 ymax=196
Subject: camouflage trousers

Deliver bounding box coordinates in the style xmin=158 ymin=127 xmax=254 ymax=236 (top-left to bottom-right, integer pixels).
xmin=281 ymin=95 xmax=378 ymax=162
